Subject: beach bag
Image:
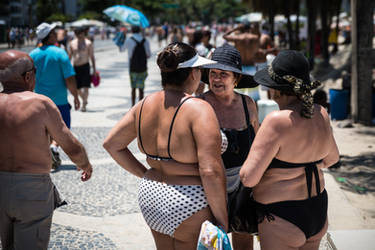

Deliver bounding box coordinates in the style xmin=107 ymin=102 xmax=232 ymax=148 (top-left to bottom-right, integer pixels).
xmin=197 ymin=220 xmax=232 ymax=250
xmin=113 ymin=31 xmax=125 ymax=47
xmin=91 ymin=72 xmax=100 ymax=87
xmin=227 ymin=183 xmax=258 ymax=234
xmin=130 ymin=37 xmax=147 ymax=73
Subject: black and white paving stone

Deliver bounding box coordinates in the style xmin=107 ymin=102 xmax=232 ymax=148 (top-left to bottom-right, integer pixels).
xmin=48 ymin=224 xmax=117 ymax=250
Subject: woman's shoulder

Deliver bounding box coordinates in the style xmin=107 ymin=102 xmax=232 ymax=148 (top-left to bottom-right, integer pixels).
xmin=181 ymin=95 xmax=216 ymax=118
xmin=240 ymin=93 xmax=257 ymax=106
xmin=186 ymin=95 xmax=213 ymax=108
xmin=262 ymin=109 xmax=294 ymax=131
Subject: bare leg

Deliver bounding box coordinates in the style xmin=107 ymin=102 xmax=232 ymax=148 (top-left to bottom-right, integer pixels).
xmin=139 ymin=88 xmax=144 ymax=102
xmin=151 ymin=229 xmax=174 ymax=250
xmin=173 ymin=207 xmax=214 ymax=250
xmin=81 ymin=87 xmax=89 ymax=111
xmin=149 ymin=206 xmax=214 ymax=250
xmin=232 ymin=232 xmax=253 ymax=250
xmin=77 ymin=88 xmax=85 ymax=111
xmin=131 ymin=88 xmax=136 ymax=106
xmin=258 ymin=215 xmax=306 ymax=250
xmin=83 ymin=87 xmax=89 ymax=105
xmin=300 ymin=219 xmax=328 ymax=250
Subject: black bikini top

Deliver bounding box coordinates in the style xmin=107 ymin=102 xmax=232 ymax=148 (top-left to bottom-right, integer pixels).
xmin=221 ymin=94 xmax=255 ymax=169
xmin=268 ymin=158 xmax=324 ymax=198
xmin=138 ymin=96 xmax=194 ymax=161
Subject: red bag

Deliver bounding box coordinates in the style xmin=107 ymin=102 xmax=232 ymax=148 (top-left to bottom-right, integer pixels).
xmin=91 ymin=72 xmax=100 ymax=87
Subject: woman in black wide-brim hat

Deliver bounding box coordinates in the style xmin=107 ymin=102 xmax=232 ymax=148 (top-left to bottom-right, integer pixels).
xmin=240 ymin=50 xmax=340 ymax=250
xmin=201 ymin=43 xmax=259 ymax=250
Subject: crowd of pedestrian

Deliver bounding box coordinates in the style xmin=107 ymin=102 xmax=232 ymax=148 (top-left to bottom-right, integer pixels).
xmin=6 ymin=27 xmax=36 ymax=48
xmin=0 ymin=16 xmax=342 ymax=250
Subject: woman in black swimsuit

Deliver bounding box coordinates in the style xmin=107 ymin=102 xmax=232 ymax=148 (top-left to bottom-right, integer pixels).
xmin=240 ymin=50 xmax=340 ymax=250
xmin=201 ymin=44 xmax=259 ymax=250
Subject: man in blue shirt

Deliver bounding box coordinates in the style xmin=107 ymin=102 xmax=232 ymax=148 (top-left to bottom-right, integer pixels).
xmin=30 ymin=22 xmax=80 ymax=169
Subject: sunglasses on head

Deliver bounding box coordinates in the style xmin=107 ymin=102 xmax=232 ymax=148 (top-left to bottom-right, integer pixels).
xmin=22 ymin=66 xmax=36 ymax=76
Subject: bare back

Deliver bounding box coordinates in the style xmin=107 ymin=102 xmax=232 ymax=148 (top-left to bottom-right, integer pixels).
xmin=0 ymin=91 xmax=86 ymax=174
xmin=134 ymin=91 xmax=222 ymax=185
xmin=229 ymin=33 xmax=260 ymax=66
xmin=242 ymin=104 xmax=339 ymax=203
xmin=0 ymin=92 xmax=54 ymax=173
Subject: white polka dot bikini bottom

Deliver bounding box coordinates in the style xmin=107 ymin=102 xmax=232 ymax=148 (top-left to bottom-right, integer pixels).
xmin=138 ymin=177 xmax=208 ymax=237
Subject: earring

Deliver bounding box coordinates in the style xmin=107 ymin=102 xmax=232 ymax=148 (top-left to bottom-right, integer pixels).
xmin=234 ymin=81 xmax=238 ymax=87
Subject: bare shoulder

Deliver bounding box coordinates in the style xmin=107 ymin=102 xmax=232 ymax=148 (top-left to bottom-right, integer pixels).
xmin=132 ymin=91 xmax=162 ymax=115
xmin=243 ymin=94 xmax=257 ymax=107
xmin=243 ymin=95 xmax=258 ymax=115
xmin=262 ymin=110 xmax=292 ymax=132
xmin=184 ymin=97 xmax=216 ymax=118
xmin=245 ymin=33 xmax=259 ymax=40
xmin=314 ymin=104 xmax=332 ymax=130
xmin=315 ymin=104 xmax=330 ymax=121
xmin=32 ymin=93 xmax=56 ymax=107
xmin=199 ymin=91 xmax=213 ymax=100
xmin=9 ymin=92 xmax=51 ymax=106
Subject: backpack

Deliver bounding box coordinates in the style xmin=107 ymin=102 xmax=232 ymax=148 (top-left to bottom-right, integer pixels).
xmin=130 ymin=37 xmax=147 ymax=73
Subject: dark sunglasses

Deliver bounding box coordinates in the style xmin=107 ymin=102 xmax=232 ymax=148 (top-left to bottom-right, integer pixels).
xmin=22 ymin=66 xmax=36 ymax=76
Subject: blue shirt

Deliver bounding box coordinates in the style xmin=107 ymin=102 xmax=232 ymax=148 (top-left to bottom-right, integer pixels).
xmin=30 ymin=45 xmax=75 ymax=105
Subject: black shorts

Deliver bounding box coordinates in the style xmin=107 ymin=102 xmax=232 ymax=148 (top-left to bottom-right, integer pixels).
xmin=74 ymin=63 xmax=91 ymax=89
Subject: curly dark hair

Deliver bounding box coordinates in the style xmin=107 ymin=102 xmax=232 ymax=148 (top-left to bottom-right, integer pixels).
xmin=157 ymin=42 xmax=196 ymax=87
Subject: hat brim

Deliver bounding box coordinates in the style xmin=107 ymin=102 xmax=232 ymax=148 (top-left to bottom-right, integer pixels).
xmin=193 ymin=55 xmax=217 ymax=68
xmin=254 ymin=67 xmax=291 ymax=91
xmin=37 ymin=23 xmax=57 ymax=40
xmin=201 ymin=62 xmax=258 ymax=88
xmin=178 ymin=54 xmax=217 ymax=69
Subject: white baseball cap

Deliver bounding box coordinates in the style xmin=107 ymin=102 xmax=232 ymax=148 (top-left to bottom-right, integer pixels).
xmin=177 ymin=54 xmax=216 ymax=69
xmin=36 ymin=22 xmax=57 ymax=40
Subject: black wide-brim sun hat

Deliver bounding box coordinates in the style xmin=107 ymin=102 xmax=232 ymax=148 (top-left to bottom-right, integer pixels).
xmin=201 ymin=43 xmax=258 ymax=89
xmin=254 ymin=50 xmax=311 ymax=91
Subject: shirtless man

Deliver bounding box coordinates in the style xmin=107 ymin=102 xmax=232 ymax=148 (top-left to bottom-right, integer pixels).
xmin=0 ymin=50 xmax=93 ymax=250
xmin=256 ymin=25 xmax=278 ymax=65
xmin=223 ymin=23 xmax=262 ymax=101
xmin=223 ymin=23 xmax=260 ymax=66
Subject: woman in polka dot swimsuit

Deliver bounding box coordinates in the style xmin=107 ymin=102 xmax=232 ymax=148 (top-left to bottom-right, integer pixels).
xmin=104 ymin=42 xmax=228 ymax=249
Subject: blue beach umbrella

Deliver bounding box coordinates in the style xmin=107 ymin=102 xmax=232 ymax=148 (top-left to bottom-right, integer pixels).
xmin=103 ymin=5 xmax=150 ymax=28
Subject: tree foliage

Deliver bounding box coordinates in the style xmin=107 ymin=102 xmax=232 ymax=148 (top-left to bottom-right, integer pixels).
xmin=36 ymin=0 xmax=61 ymax=23
xmin=77 ymin=0 xmax=249 ymax=24
xmin=78 ymin=11 xmax=101 ymax=20
xmin=46 ymin=13 xmax=73 ymax=23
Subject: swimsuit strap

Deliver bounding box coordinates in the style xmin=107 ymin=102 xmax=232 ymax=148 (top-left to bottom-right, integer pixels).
xmin=269 ymin=158 xmax=322 ymax=168
xmin=304 ymin=162 xmax=322 ymax=198
xmin=167 ymin=97 xmax=194 ymax=158
xmin=138 ymin=97 xmax=148 ymax=155
xmin=240 ymin=94 xmax=251 ymax=128
xmin=268 ymin=158 xmax=323 ymax=198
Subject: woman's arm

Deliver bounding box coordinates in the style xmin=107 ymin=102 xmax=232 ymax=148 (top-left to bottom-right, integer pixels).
xmin=240 ymin=111 xmax=282 ymax=187
xmin=103 ymin=103 xmax=147 ymax=178
xmin=191 ymin=101 xmax=228 ymax=232
xmin=321 ymin=126 xmax=340 ymax=168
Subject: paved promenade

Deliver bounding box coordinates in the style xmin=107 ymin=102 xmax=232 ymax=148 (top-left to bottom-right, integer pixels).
xmin=1 ymin=37 xmax=374 ymax=249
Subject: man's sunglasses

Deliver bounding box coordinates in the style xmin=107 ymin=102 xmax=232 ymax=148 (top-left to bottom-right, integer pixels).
xmin=22 ymin=66 xmax=36 ymax=76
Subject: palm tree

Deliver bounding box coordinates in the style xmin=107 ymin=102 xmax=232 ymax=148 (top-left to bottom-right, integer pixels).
xmin=351 ymin=0 xmax=374 ymax=124
xmin=306 ymin=0 xmax=318 ymax=68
